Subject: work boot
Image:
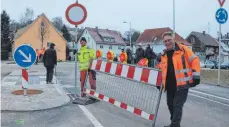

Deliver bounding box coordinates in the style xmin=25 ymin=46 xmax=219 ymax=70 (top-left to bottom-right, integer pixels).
xmin=89 ymin=96 xmax=100 ymax=102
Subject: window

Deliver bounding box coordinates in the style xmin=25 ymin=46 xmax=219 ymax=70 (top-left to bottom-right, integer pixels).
xmin=47 ymin=42 xmax=51 ymax=48
xmin=118 ymin=46 xmax=121 ymax=49
xmin=104 ymin=37 xmax=115 ymax=42
xmin=191 ymin=37 xmax=195 ymax=43
xmin=88 ymin=37 xmax=90 ymax=43
xmin=109 ymin=45 xmax=112 ymax=49
xmin=100 ymin=45 xmax=103 ymax=49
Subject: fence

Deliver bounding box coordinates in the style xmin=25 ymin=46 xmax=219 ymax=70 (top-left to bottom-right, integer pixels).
xmin=83 ymin=59 xmax=162 ymax=126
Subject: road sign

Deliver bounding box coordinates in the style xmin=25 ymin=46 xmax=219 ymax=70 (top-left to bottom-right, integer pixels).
xmin=65 ymin=3 xmax=87 ymax=26
xmin=216 ymin=8 xmax=228 ymax=24
xmin=218 ymin=0 xmax=226 ymax=7
xmin=13 ymin=44 xmax=37 ymax=68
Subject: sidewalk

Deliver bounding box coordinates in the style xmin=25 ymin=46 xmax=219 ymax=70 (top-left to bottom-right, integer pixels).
xmin=1 ymin=70 xmax=71 ymax=111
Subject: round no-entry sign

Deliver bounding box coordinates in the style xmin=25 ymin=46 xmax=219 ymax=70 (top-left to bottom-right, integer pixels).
xmin=65 ymin=3 xmax=87 ymax=25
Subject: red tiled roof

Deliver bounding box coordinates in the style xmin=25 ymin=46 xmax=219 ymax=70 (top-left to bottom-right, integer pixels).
xmin=136 ymin=27 xmax=191 ymax=46
xmin=86 ymin=27 xmax=126 ymax=44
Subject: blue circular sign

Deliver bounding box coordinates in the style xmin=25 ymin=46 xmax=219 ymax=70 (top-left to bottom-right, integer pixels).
xmin=216 ymin=8 xmax=228 ymax=24
xmin=13 ymin=44 xmax=37 ymax=68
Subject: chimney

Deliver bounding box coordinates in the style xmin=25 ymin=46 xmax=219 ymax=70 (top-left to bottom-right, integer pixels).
xmin=95 ymin=26 xmax=99 ymax=34
xmin=203 ymin=31 xmax=206 ymax=35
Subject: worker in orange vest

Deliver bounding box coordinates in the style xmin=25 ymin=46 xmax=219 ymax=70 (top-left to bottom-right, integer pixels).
xmin=156 ymin=32 xmax=200 ymax=127
xmin=119 ymin=49 xmax=127 ymax=64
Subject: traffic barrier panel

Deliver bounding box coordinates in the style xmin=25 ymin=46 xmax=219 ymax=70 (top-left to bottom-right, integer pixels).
xmin=83 ymin=59 xmax=162 ymax=126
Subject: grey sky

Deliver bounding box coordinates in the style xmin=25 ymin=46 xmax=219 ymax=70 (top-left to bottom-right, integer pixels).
xmin=1 ymin=0 xmax=229 ymax=38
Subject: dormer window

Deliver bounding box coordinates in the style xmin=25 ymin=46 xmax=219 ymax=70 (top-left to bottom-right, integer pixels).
xmin=103 ymin=36 xmax=115 ymax=42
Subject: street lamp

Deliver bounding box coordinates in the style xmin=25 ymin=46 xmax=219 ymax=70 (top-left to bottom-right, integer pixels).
xmin=173 ymin=0 xmax=176 ymax=38
xmin=123 ymin=21 xmax=132 ymax=51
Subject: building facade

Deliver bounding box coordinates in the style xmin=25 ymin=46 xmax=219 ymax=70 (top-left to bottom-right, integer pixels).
xmin=12 ymin=14 xmax=67 ymax=61
xmin=136 ymin=27 xmax=192 ymax=54
xmin=77 ymin=27 xmax=126 ymax=58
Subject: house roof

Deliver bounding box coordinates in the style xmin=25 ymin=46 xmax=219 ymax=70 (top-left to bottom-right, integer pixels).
xmin=14 ymin=13 xmax=67 ymax=43
xmin=85 ymin=27 xmax=126 ymax=45
xmin=136 ymin=27 xmax=191 ymax=46
xmin=187 ymin=31 xmax=219 ymax=46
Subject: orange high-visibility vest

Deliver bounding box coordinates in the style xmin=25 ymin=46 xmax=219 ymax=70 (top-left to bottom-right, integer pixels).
xmin=119 ymin=52 xmax=127 ymax=63
xmin=137 ymin=58 xmax=148 ymax=67
xmin=159 ymin=43 xmax=200 ymax=91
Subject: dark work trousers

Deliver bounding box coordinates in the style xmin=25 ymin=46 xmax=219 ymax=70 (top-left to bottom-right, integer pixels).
xmin=46 ymin=67 xmax=54 ymax=83
xmin=147 ymin=58 xmax=152 ymax=67
xmin=167 ymin=88 xmax=189 ymax=127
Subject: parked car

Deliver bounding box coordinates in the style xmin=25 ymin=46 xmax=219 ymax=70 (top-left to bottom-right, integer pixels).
xmin=204 ymin=60 xmax=216 ymax=69
xmin=200 ymin=61 xmax=206 ymax=68
xmin=216 ymin=61 xmax=229 ymax=69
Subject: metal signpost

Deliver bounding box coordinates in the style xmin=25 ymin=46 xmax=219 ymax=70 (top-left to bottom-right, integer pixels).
xmin=65 ymin=0 xmax=87 ymax=96
xmin=13 ymin=44 xmax=37 ymax=96
xmin=215 ymin=0 xmax=228 ymax=85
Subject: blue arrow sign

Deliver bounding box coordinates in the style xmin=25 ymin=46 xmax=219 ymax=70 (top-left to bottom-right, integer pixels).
xmin=13 ymin=44 xmax=37 ymax=68
xmin=216 ymin=8 xmax=228 ymax=24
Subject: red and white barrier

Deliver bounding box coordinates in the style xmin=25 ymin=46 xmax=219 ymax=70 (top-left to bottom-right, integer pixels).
xmin=22 ymin=69 xmax=29 ymax=89
xmin=86 ymin=89 xmax=155 ymax=121
xmin=90 ymin=59 xmax=162 ymax=86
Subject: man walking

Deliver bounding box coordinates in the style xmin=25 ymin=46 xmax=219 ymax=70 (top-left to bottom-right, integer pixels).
xmin=77 ymin=37 xmax=96 ymax=97
xmin=43 ymin=43 xmax=57 ymax=84
xmin=156 ymin=32 xmax=200 ymax=127
xmin=144 ymin=44 xmax=155 ymax=67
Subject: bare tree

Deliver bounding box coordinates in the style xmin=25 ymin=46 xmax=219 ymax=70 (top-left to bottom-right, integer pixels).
xmin=19 ymin=7 xmax=34 ymax=27
xmin=37 ymin=19 xmax=49 ymax=49
xmin=52 ymin=17 xmax=63 ymax=31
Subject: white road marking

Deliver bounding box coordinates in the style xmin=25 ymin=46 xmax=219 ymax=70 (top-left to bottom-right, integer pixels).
xmin=78 ymin=105 xmax=104 ymax=127
xmin=1 ymin=73 xmax=11 ymax=82
xmin=190 ymin=89 xmax=229 ymax=101
xmin=189 ymin=93 xmax=229 ymax=107
xmin=1 ymin=82 xmax=17 ymax=86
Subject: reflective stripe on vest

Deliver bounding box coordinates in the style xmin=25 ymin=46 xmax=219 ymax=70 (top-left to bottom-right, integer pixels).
xmin=188 ymin=54 xmax=196 ymax=63
xmin=175 ymin=68 xmax=192 ymax=74
xmin=181 ymin=54 xmax=190 ymax=85
xmin=177 ymin=76 xmax=193 ymax=82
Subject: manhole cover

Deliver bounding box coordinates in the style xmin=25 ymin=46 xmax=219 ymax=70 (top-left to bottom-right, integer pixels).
xmin=12 ymin=89 xmax=43 ymax=95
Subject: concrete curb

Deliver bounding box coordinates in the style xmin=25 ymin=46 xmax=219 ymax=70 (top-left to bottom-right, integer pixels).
xmin=1 ymin=84 xmax=71 ymax=111
xmin=189 ymin=89 xmax=229 ymax=105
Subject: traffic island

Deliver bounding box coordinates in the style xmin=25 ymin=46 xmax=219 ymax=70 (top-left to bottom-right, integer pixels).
xmin=1 ymin=84 xmax=70 ymax=111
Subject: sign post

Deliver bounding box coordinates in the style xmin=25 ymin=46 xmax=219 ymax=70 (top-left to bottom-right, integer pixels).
xmin=65 ymin=1 xmax=87 ymax=96
xmin=215 ymin=0 xmax=228 ymax=85
xmin=13 ymin=44 xmax=37 ymax=96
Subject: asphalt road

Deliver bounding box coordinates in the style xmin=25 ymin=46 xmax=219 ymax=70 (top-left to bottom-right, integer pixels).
xmin=1 ymin=62 xmax=229 ymax=127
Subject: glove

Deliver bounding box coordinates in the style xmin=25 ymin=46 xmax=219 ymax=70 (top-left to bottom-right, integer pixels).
xmin=193 ymin=79 xmax=200 ymax=87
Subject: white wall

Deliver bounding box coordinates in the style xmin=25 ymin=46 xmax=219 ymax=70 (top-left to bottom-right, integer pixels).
xmin=77 ymin=29 xmax=97 ymax=51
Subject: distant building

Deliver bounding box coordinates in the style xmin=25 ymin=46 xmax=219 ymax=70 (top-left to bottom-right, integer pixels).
xmin=12 ymin=14 xmax=67 ymax=61
xmin=136 ymin=27 xmax=191 ymax=54
xmin=186 ymin=31 xmax=219 ymax=61
xmin=77 ymin=27 xmax=126 ymax=58
xmin=218 ymin=33 xmax=229 ymax=62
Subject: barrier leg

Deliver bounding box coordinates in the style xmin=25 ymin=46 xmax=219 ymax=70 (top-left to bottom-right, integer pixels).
xmin=152 ymin=85 xmax=163 ymax=127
